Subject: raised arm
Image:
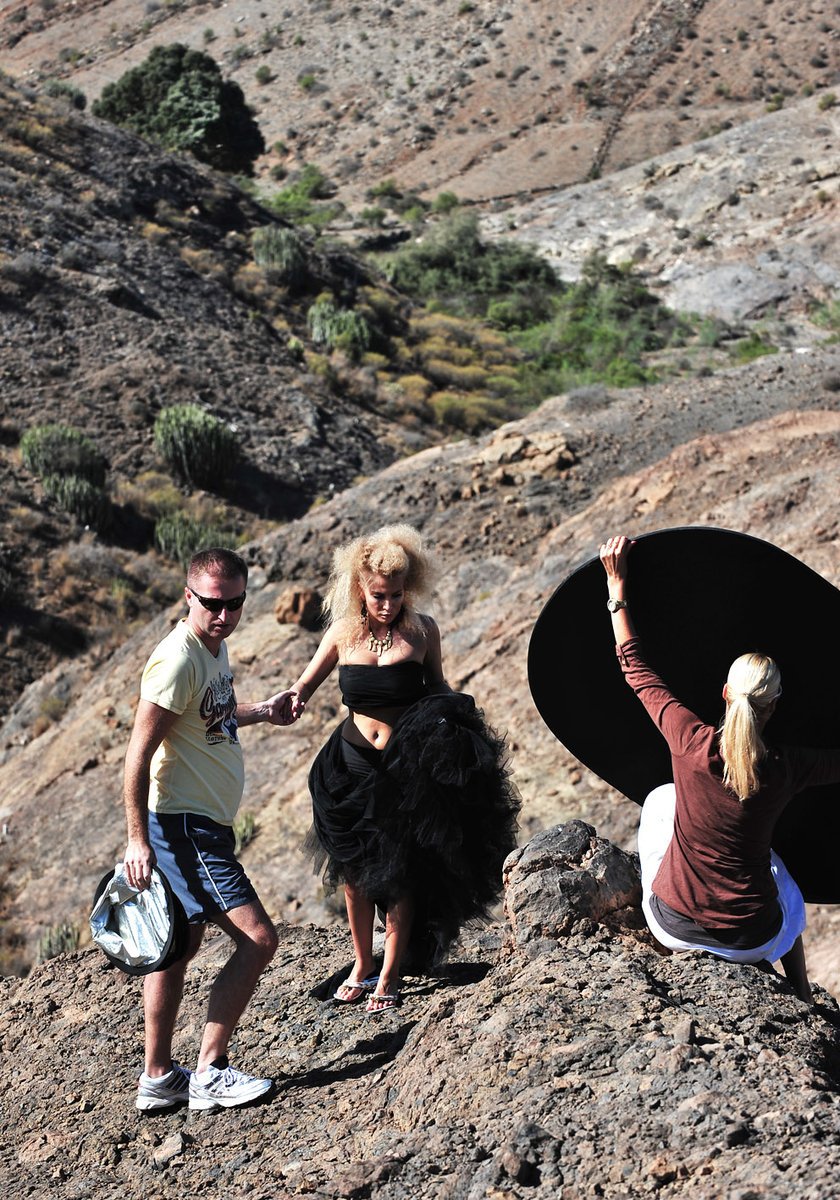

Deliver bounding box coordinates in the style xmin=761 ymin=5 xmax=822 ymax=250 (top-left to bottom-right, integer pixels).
xmin=599 ymin=534 xmax=638 ymax=645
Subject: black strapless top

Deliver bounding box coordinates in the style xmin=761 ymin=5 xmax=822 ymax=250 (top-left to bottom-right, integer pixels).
xmin=339 ymin=661 xmax=428 ymax=710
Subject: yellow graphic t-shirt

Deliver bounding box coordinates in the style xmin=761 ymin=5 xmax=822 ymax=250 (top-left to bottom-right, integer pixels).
xmin=141 ymin=619 xmax=245 ymax=826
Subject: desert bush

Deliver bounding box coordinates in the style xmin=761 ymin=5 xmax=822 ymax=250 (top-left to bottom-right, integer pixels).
xmin=92 ymin=43 xmax=265 ymax=174
xmin=385 ymin=211 xmax=559 ymax=325
xmin=154 ymin=512 xmax=229 ymax=566
xmin=307 ymin=299 xmax=371 ymax=359
xmin=431 ymin=191 xmax=460 ymax=214
xmin=367 ymin=178 xmax=401 ymax=201
xmin=42 ymin=78 xmax=87 ymax=109
xmin=728 ymin=331 xmax=778 ymax=364
xmin=154 ymin=404 xmax=239 ymax=489
xmin=21 ymin=424 xmax=107 ymax=486
xmin=360 ymin=205 xmax=387 ymax=226
xmin=233 ymin=811 xmax=256 ymax=854
xmin=37 ymin=923 xmax=81 ymax=962
xmin=428 ymin=391 xmax=507 ymax=433
xmin=812 ymin=298 xmax=840 ymax=337
xmin=514 ymin=254 xmax=676 ymax=388
xmin=424 ymin=359 xmax=489 ymax=390
xmin=268 ymin=164 xmax=341 ymax=226
xmin=252 ymin=225 xmax=309 ymax=290
xmin=395 ymin=374 xmax=433 ymax=405
xmin=484 ymin=373 xmax=520 ymax=398
xmin=41 ymin=473 xmax=111 ymax=530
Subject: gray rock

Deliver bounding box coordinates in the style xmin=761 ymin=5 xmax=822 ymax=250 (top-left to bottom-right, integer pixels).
xmin=503 ymin=820 xmax=642 ymax=948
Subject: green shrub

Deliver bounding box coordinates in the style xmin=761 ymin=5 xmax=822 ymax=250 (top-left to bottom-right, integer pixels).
xmin=38 ymin=923 xmax=80 ymax=963
xmin=41 ymin=473 xmax=110 ymax=529
xmin=307 ymin=299 xmax=371 ymax=359
xmin=233 ymin=811 xmax=257 ymax=854
xmin=424 ymin=359 xmax=488 ymax=390
xmin=154 ymin=404 xmax=239 ymax=489
xmin=431 ymin=191 xmax=460 ymax=214
xmin=385 ymin=211 xmax=559 ymax=325
xmin=252 ymin=225 xmax=309 ymax=290
xmin=818 ymin=92 xmax=837 ymax=111
xmin=43 ymin=78 xmax=87 ymax=109
xmin=360 ymin=206 xmax=387 ymax=227
xmin=367 ymin=178 xmax=401 ymax=200
xmin=255 ymin=65 xmax=273 ymax=85
xmin=812 ymin=298 xmax=840 ymax=336
xmin=728 ymin=332 xmax=778 ymax=364
xmin=513 ymin=254 xmax=675 ymax=387
xmin=428 ymin=391 xmax=506 ymax=433
xmin=21 ymin=424 xmax=106 ymax=486
xmin=92 ymin=43 xmax=265 ymax=174
xmin=268 ymin=164 xmax=341 ymax=227
xmin=154 ymin=512 xmax=229 ymax=566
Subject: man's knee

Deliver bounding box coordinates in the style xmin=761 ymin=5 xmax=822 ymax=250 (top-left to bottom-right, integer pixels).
xmin=256 ymin=920 xmax=279 ymax=965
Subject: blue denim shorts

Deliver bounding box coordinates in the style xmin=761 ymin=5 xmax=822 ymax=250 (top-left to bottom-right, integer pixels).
xmin=148 ymin=811 xmax=258 ymax=924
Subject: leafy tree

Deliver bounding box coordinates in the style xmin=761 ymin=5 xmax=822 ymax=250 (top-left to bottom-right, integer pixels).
xmin=92 ymin=44 xmax=265 ymax=174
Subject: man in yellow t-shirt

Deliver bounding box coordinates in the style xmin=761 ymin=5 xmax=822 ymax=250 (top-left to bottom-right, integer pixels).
xmin=122 ymin=547 xmax=301 ymax=1113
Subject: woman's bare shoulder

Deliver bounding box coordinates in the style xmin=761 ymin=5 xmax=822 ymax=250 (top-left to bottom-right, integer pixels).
xmin=415 ymin=611 xmax=439 ymax=634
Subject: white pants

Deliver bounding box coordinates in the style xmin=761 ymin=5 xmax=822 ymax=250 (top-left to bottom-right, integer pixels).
xmin=638 ymin=784 xmax=805 ymax=963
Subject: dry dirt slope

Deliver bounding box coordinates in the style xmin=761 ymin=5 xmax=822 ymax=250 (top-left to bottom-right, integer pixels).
xmin=2 ymin=0 xmax=838 ymax=204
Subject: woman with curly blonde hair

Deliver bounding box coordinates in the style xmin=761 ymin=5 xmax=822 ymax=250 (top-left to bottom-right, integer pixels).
xmin=287 ymin=524 xmax=519 ymax=1014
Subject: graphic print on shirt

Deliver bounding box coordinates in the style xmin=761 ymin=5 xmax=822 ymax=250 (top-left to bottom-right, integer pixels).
xmin=199 ymin=672 xmax=239 ymax=745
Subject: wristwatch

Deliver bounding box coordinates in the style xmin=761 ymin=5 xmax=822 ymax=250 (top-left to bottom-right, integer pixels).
xmin=607 ymin=598 xmax=628 ymax=613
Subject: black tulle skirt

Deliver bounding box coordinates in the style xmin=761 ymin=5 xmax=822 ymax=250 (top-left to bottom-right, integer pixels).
xmin=305 ymin=693 xmax=520 ymax=967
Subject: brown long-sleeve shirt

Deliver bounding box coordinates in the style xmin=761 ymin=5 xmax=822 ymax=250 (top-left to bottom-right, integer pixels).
xmin=617 ymin=637 xmax=840 ymax=928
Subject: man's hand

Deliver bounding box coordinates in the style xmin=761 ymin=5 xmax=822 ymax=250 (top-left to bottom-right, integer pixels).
xmin=123 ymin=837 xmax=156 ymax=891
xmin=265 ymin=689 xmax=306 ymax=725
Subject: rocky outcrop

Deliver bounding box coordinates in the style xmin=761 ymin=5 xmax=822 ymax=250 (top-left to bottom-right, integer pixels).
xmin=485 ymin=97 xmax=840 ymax=322
xmin=503 ymin=820 xmax=643 ymax=948
xmin=3 ymin=822 xmax=840 ymax=1199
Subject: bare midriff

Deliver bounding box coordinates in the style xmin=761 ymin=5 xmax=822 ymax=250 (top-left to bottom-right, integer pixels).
xmin=342 ymin=705 xmax=411 ymax=750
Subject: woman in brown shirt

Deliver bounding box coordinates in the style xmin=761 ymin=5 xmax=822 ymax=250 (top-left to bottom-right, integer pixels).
xmin=600 ymin=534 xmax=840 ymax=1002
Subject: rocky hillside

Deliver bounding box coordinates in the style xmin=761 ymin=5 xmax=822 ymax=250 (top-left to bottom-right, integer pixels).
xmin=3 ymin=0 xmax=838 ymax=205
xmin=1 ymin=5 xmax=840 ymax=1190
xmin=2 ymin=333 xmax=839 ymax=980
xmin=3 ymin=823 xmax=840 ymax=1199
xmin=485 ymin=95 xmax=839 ymax=324
xmin=0 ymin=71 xmax=439 ymax=716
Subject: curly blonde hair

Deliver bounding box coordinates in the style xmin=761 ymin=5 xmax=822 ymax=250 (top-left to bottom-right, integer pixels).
xmin=323 ymin=523 xmax=436 ymax=640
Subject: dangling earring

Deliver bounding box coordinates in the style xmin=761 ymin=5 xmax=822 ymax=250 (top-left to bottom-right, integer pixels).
xmin=360 ymin=600 xmax=368 ymax=624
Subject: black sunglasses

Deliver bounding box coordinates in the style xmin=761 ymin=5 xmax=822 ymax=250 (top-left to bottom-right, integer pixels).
xmin=190 ymin=590 xmax=247 ymax=613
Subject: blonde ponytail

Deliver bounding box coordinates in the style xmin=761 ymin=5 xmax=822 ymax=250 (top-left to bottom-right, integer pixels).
xmin=719 ymin=652 xmax=781 ymax=800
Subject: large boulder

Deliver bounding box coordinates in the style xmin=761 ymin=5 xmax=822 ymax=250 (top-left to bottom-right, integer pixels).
xmin=503 ymin=819 xmax=643 ymax=950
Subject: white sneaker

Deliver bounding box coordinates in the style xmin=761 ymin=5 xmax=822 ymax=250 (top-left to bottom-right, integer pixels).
xmin=188 ymin=1060 xmax=273 ymax=1111
xmin=136 ymin=1062 xmax=191 ymax=1111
